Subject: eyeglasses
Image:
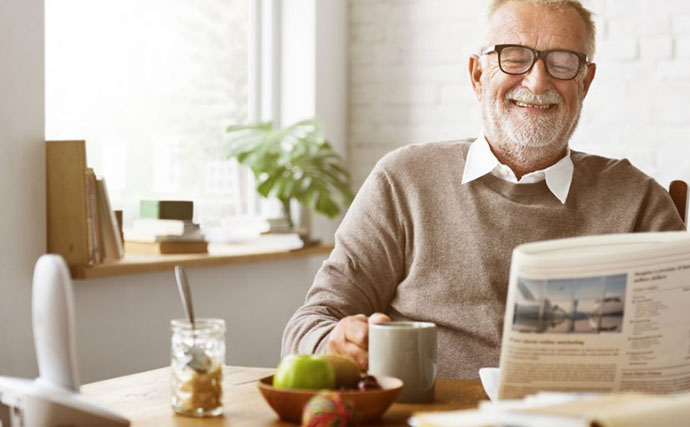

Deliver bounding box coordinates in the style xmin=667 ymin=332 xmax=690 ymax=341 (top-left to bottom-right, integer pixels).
xmin=480 ymin=44 xmax=589 ymax=81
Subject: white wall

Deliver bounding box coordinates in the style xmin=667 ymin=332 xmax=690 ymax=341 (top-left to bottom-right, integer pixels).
xmin=349 ymin=0 xmax=690 ymax=188
xmin=0 ymin=0 xmax=44 ymax=379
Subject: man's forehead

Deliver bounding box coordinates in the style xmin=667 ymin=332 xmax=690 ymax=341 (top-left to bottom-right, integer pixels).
xmin=486 ymin=1 xmax=587 ymax=52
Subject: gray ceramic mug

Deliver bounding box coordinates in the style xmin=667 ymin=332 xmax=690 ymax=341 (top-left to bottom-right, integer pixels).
xmin=368 ymin=321 xmax=437 ymax=403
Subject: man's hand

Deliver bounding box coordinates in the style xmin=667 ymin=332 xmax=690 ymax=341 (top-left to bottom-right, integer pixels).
xmin=325 ymin=312 xmax=391 ymax=371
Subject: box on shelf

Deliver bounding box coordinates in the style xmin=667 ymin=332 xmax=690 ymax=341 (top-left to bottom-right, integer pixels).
xmin=139 ymin=200 xmax=193 ymax=221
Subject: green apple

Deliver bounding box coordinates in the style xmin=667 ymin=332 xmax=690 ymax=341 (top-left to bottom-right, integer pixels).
xmin=273 ymin=354 xmax=336 ymax=390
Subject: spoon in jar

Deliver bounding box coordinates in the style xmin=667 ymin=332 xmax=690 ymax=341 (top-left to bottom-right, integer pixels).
xmin=174 ymin=265 xmax=212 ymax=373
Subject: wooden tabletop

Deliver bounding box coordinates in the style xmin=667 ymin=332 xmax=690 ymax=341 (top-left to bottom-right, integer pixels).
xmin=82 ymin=366 xmax=488 ymax=426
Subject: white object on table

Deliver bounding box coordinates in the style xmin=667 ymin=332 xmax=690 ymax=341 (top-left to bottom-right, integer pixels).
xmin=478 ymin=367 xmax=501 ymax=402
xmin=0 ymin=255 xmax=130 ymax=427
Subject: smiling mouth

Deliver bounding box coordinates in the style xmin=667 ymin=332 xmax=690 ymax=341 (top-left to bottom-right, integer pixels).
xmin=511 ymin=100 xmax=556 ymax=110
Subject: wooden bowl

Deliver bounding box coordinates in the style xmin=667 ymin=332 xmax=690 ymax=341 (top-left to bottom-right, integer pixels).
xmin=257 ymin=375 xmax=403 ymax=423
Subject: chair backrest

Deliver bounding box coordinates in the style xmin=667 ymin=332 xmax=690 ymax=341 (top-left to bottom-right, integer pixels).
xmin=669 ymin=180 xmax=688 ymax=224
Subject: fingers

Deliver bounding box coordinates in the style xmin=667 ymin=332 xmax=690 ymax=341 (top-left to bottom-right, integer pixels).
xmin=329 ymin=340 xmax=369 ymax=370
xmin=326 ymin=314 xmax=371 ymax=370
xmin=368 ymin=312 xmax=391 ymax=324
xmin=326 ymin=313 xmax=393 ymax=371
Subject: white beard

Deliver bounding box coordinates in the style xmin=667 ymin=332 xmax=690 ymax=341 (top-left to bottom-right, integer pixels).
xmin=482 ymin=84 xmax=584 ymax=168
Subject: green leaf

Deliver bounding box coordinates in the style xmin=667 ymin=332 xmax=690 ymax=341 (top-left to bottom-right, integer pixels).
xmin=224 ymin=117 xmax=355 ymax=218
xmin=271 ymin=174 xmax=292 ymax=198
xmin=226 ymin=121 xmax=272 ymax=133
xmin=256 ymin=172 xmax=281 ymax=197
xmin=316 ymin=192 xmax=340 ymax=218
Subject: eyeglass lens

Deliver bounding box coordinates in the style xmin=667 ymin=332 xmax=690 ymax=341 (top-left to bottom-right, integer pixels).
xmin=499 ymin=46 xmax=580 ymax=79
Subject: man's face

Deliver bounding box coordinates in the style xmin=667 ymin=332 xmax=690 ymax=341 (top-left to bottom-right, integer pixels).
xmin=471 ymin=0 xmax=596 ymax=167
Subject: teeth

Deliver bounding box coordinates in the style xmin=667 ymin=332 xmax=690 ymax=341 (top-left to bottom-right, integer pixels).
xmin=514 ymin=101 xmax=551 ymax=109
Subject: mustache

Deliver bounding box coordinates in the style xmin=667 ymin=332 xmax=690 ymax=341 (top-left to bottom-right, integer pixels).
xmin=504 ymin=87 xmax=563 ymax=105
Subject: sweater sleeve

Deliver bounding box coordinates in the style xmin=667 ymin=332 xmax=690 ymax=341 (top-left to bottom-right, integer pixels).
xmin=281 ymin=162 xmax=407 ymax=357
xmin=634 ymin=179 xmax=686 ymax=232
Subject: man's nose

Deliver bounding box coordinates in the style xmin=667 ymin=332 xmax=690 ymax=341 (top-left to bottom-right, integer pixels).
xmin=521 ymin=58 xmax=550 ymax=94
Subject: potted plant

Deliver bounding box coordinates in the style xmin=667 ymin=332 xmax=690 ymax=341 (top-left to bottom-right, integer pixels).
xmin=225 ymin=119 xmax=354 ymax=230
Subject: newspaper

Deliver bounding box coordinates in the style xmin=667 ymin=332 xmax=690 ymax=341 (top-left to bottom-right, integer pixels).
xmin=498 ymin=231 xmax=690 ymax=400
xmin=410 ymin=391 xmax=690 ymax=427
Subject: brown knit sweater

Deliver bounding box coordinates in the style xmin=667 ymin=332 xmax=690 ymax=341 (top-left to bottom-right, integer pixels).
xmin=281 ymin=140 xmax=685 ymax=379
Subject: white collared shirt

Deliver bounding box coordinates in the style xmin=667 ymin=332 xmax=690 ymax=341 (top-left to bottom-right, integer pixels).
xmin=461 ymin=132 xmax=574 ymax=204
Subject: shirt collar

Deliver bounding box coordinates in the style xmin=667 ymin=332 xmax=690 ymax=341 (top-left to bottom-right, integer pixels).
xmin=461 ymin=131 xmax=574 ymax=204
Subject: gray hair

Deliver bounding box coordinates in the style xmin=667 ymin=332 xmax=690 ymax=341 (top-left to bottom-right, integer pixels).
xmin=482 ymin=0 xmax=596 ymax=59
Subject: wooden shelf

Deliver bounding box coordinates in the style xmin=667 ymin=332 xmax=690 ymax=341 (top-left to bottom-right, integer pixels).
xmin=72 ymin=243 xmax=333 ymax=280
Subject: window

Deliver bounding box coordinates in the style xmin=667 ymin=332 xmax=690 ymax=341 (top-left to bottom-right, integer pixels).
xmin=46 ymin=0 xmax=254 ymax=226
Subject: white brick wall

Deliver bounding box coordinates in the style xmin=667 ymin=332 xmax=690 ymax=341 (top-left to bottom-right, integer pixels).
xmin=348 ymin=0 xmax=690 ymax=190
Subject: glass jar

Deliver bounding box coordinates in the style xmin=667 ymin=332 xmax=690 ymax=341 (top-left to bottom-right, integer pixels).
xmin=170 ymin=318 xmax=225 ymax=417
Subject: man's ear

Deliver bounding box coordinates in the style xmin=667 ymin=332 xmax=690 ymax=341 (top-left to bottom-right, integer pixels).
xmin=582 ymin=62 xmax=596 ymax=97
xmin=469 ymin=54 xmax=483 ymax=100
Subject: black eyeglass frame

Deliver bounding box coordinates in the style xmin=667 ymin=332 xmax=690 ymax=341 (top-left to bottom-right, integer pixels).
xmin=480 ymin=44 xmax=591 ymax=81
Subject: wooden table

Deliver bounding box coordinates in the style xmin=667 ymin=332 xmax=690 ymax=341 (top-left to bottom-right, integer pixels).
xmin=82 ymin=366 xmax=488 ymax=426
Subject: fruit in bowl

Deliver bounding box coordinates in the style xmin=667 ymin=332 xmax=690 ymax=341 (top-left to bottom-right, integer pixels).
xmin=302 ymin=391 xmax=359 ymax=427
xmin=258 ymin=375 xmax=402 ymax=423
xmin=273 ymin=354 xmax=336 ymax=390
xmin=259 ymin=354 xmax=402 ymax=423
xmin=321 ymin=354 xmax=361 ymax=390
xmin=274 ymin=353 xmax=381 ymax=392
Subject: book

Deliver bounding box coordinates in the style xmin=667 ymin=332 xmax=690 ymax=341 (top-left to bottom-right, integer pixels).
xmin=95 ymin=178 xmax=124 ymax=263
xmin=114 ymin=210 xmax=124 ymax=243
xmin=46 ymin=140 xmax=91 ymax=268
xmin=139 ymin=200 xmax=194 ymax=221
xmin=265 ymin=217 xmax=293 ymax=233
xmin=130 ymin=218 xmax=200 ymax=236
xmin=124 ymin=240 xmax=208 ymax=255
xmin=84 ymin=168 xmax=102 ymax=265
xmin=123 ymin=229 xmax=205 ymax=243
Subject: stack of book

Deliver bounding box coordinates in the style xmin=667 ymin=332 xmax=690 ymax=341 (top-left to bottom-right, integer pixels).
xmin=84 ymin=168 xmax=125 ymax=264
xmin=46 ymin=140 xmax=124 ymax=268
xmin=124 ymin=200 xmax=208 ymax=255
xmin=265 ymin=217 xmax=293 ymax=233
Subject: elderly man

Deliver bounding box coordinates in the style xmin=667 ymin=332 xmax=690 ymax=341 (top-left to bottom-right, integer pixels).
xmin=282 ymin=0 xmax=685 ymax=379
